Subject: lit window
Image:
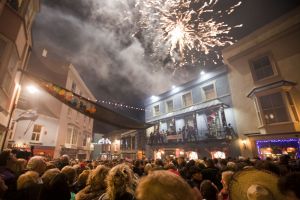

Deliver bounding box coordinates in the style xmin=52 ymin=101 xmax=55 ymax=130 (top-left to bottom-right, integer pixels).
xmin=153 ymin=105 xmax=160 ymax=116
xmin=202 ymin=84 xmax=216 ymax=100
xmin=259 ymin=92 xmax=289 ymax=124
xmin=166 ymin=100 xmax=173 ymax=113
xmin=182 ymin=92 xmax=193 ymax=107
xmin=66 ymin=125 xmax=78 ymax=145
xmin=250 ymin=56 xmax=275 ymax=81
xmin=31 ymin=124 xmax=42 ymax=142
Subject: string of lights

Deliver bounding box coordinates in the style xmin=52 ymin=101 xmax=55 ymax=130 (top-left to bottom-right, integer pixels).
xmin=94 ymin=99 xmax=146 ymax=111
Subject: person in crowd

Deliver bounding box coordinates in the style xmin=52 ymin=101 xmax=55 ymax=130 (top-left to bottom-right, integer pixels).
xmin=278 ymin=172 xmax=300 ymax=200
xmin=0 ymin=176 xmax=8 ymax=199
xmin=229 ymin=168 xmax=284 ymax=200
xmin=218 ymin=171 xmax=234 ymax=200
xmin=136 ymin=170 xmax=196 ymax=200
xmin=76 ymin=165 xmax=109 ymax=200
xmin=16 ymin=171 xmax=43 ymax=200
xmin=166 ymin=162 xmax=180 ymax=176
xmin=26 ymin=156 xmax=47 ymax=177
xmin=0 ymin=149 xmax=18 ymax=199
xmin=99 ymin=164 xmax=135 ymax=200
xmin=41 ymin=168 xmax=71 ymax=200
xmin=133 ymin=160 xmax=143 ymax=177
xmin=199 ymin=180 xmax=219 ymax=200
xmin=143 ymin=163 xmax=152 ymax=176
xmin=61 ymin=165 xmax=77 ymax=199
xmin=74 ymin=169 xmax=90 ymax=193
xmin=57 ymin=155 xmax=70 ymax=170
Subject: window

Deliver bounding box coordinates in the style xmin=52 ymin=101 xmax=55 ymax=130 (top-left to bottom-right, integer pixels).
xmin=250 ymin=56 xmax=275 ymax=81
xmin=66 ymin=125 xmax=78 ymax=145
xmin=202 ymin=84 xmax=216 ymax=100
xmin=1 ymin=49 xmax=18 ymax=95
xmin=82 ymin=134 xmax=87 ymax=146
xmin=71 ymin=82 xmax=76 ymax=92
xmin=286 ymin=92 xmax=299 ymax=122
xmin=8 ymin=121 xmax=15 ymax=140
xmin=153 ymin=105 xmax=160 ymax=116
xmin=31 ymin=124 xmax=42 ymax=142
xmin=259 ymin=92 xmax=289 ymax=124
xmin=182 ymin=92 xmax=193 ymax=107
xmin=166 ymin=100 xmax=173 ymax=113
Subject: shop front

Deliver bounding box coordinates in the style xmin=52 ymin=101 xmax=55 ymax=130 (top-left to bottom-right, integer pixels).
xmin=256 ymin=138 xmax=300 ymax=159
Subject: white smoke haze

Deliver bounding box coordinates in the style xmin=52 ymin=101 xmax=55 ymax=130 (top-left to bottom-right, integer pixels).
xmin=32 ymin=0 xmax=184 ymax=103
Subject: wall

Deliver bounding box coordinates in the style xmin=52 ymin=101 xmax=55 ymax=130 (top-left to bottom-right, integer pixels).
xmin=12 ymin=109 xmax=59 ymax=147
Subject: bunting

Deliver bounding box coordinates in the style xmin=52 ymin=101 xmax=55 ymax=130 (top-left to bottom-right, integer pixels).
xmin=23 ymin=71 xmax=152 ymax=129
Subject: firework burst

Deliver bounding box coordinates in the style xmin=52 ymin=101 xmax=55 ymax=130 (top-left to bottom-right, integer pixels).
xmin=135 ymin=0 xmax=242 ymax=68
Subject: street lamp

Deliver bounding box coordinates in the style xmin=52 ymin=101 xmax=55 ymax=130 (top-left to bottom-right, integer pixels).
xmin=27 ymin=85 xmax=39 ymax=94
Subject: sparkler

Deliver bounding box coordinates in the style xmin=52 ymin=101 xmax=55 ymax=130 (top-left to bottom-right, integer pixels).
xmin=135 ymin=0 xmax=242 ymax=68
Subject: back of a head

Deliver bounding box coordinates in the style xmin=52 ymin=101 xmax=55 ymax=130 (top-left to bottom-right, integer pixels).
xmin=200 ymin=180 xmax=218 ymax=200
xmin=278 ymin=172 xmax=300 ymax=200
xmin=87 ymin=165 xmax=109 ymax=190
xmin=17 ymin=171 xmax=39 ymax=190
xmin=43 ymin=173 xmax=70 ymax=200
xmin=106 ymin=163 xmax=135 ymax=199
xmin=136 ymin=170 xmax=196 ymax=200
xmin=27 ymin=156 xmax=47 ymax=175
xmin=61 ymin=165 xmax=76 ymax=186
xmin=42 ymin=168 xmax=61 ymax=186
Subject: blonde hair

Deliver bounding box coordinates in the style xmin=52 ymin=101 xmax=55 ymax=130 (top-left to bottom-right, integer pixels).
xmin=17 ymin=171 xmax=39 ymax=190
xmin=41 ymin=168 xmax=61 ymax=186
xmin=221 ymin=171 xmax=234 ymax=190
xmin=136 ymin=170 xmax=196 ymax=200
xmin=77 ymin=169 xmax=90 ymax=187
xmin=87 ymin=165 xmax=109 ymax=191
xmin=106 ymin=164 xmax=134 ymax=200
xmin=27 ymin=156 xmax=47 ymax=175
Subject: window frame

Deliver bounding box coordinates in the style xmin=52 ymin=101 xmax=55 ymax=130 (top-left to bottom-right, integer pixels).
xmin=181 ymin=91 xmax=193 ymax=107
xmin=66 ymin=125 xmax=78 ymax=145
xmin=249 ymin=53 xmax=278 ymax=82
xmin=153 ymin=104 xmax=160 ymax=116
xmin=255 ymin=90 xmax=291 ymax=125
xmin=165 ymin=99 xmax=174 ymax=113
xmin=201 ymin=82 xmax=217 ymax=101
xmin=31 ymin=124 xmax=43 ymax=142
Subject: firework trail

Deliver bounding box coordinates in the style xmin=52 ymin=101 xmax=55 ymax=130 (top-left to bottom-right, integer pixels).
xmin=135 ymin=0 xmax=242 ymax=68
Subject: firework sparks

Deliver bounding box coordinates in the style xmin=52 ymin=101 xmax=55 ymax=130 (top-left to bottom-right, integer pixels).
xmin=135 ymin=0 xmax=242 ymax=67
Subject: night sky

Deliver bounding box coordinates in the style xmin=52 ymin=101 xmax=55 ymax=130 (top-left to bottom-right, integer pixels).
xmin=29 ymin=0 xmax=300 ymax=132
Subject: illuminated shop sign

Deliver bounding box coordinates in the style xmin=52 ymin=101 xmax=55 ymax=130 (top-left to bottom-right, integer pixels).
xmin=97 ymin=138 xmax=112 ymax=144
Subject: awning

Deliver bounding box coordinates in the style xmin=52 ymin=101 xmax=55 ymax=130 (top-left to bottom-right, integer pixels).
xmin=23 ymin=71 xmax=152 ymax=129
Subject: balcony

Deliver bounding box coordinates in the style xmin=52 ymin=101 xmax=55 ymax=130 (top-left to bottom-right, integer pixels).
xmin=148 ymin=127 xmax=238 ymax=146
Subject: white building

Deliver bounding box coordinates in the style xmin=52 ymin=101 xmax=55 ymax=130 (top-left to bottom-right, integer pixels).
xmin=8 ymin=60 xmax=95 ymax=159
xmin=222 ymin=7 xmax=300 ymax=159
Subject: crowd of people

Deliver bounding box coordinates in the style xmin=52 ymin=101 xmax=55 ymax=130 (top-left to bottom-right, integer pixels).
xmin=0 ymin=149 xmax=300 ymax=200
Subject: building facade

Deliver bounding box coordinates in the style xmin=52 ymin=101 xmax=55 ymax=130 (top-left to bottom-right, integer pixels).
xmin=222 ymin=7 xmax=300 ymax=159
xmin=0 ymin=0 xmax=40 ymax=149
xmin=144 ymin=66 xmax=240 ymax=160
xmin=7 ymin=63 xmax=95 ymax=159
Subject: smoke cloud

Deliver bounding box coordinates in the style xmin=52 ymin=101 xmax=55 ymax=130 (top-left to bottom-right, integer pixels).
xmin=32 ymin=0 xmax=191 ymax=105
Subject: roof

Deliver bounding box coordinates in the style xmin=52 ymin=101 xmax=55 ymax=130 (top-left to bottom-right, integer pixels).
xmin=247 ymin=80 xmax=296 ymax=98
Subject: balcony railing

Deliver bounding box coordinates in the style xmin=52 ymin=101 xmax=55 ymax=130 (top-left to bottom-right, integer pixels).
xmin=147 ymin=127 xmax=238 ymax=146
